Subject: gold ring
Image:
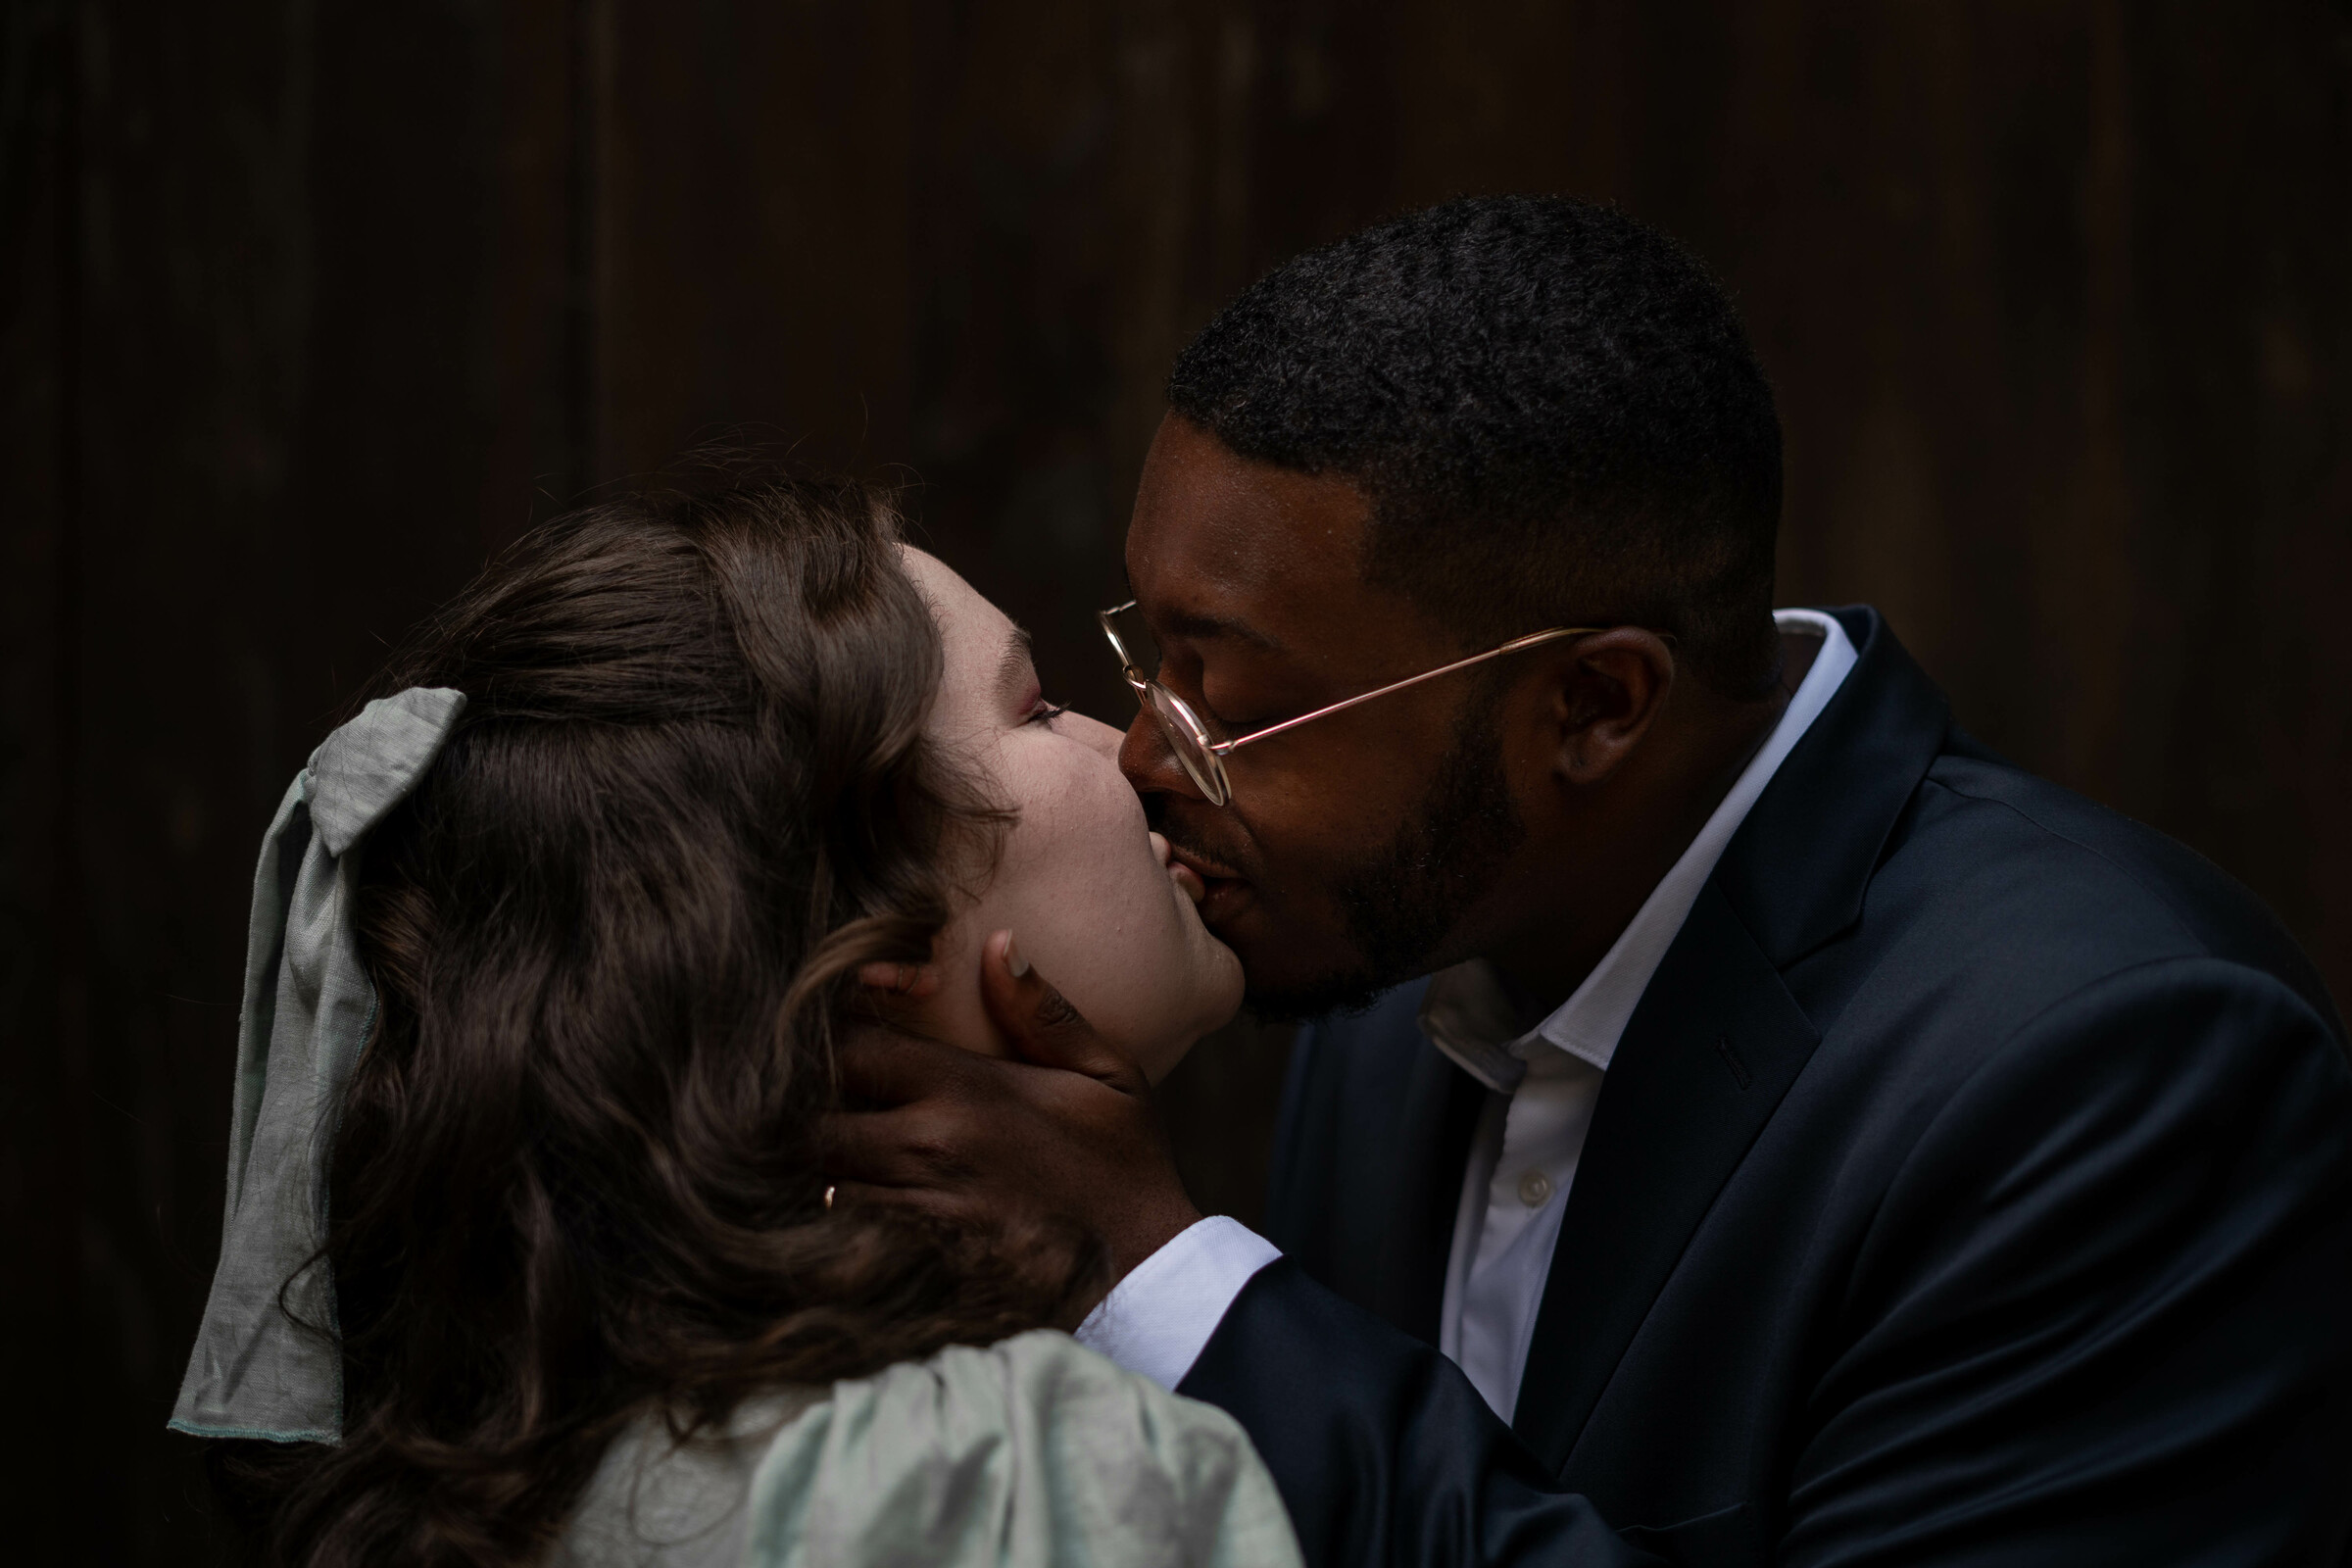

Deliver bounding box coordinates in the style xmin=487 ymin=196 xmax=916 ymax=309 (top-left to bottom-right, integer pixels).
xmin=822 ymin=1184 xmax=836 ymax=1211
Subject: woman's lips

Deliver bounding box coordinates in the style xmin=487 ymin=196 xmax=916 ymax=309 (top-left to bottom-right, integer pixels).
xmin=1152 ymin=831 xmax=1210 ymax=906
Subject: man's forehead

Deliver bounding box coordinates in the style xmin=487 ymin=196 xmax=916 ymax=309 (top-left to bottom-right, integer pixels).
xmin=1125 ymin=418 xmax=1375 ymax=643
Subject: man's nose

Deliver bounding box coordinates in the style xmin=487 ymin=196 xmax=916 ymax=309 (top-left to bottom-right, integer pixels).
xmin=1118 ymin=709 xmax=1207 ymax=802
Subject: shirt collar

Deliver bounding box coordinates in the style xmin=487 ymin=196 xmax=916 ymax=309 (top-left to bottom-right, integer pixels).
xmin=1419 ymin=610 xmax=1859 ymax=1093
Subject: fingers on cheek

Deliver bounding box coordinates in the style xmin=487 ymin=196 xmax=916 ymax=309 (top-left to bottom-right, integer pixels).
xmin=1035 ymin=986 xmax=1085 ymax=1031
xmin=903 ymin=1110 xmax=986 ymax=1184
xmin=825 ymin=1105 xmax=979 ymax=1188
xmin=831 ymin=1181 xmax=981 ymax=1227
xmin=1034 ymin=1074 xmax=1143 ymax=1137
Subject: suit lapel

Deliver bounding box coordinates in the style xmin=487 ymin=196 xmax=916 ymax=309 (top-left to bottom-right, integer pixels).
xmin=1294 ymin=980 xmax=1489 ymax=1347
xmin=1509 ymin=882 xmax=1820 ymax=1471
xmin=1368 ymin=1042 xmax=1488 ymax=1344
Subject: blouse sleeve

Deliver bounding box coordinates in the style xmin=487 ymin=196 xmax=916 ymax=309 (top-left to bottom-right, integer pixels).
xmin=741 ymin=1329 xmax=1302 ymax=1568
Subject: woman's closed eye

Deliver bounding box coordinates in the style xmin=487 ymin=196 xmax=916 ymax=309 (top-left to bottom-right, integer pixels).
xmin=1025 ymin=697 xmax=1069 ymax=727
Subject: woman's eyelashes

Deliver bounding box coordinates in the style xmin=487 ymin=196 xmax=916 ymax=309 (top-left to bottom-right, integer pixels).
xmin=1024 ymin=698 xmax=1069 ymax=727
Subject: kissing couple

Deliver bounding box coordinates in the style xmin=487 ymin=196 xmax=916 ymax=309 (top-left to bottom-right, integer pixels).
xmin=175 ymin=197 xmax=2352 ymax=1568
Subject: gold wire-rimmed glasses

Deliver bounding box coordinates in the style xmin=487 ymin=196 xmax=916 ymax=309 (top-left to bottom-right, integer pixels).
xmin=1099 ymin=600 xmax=1602 ymax=808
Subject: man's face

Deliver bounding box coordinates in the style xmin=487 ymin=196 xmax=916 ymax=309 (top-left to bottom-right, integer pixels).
xmin=1118 ymin=416 xmax=1527 ymax=1019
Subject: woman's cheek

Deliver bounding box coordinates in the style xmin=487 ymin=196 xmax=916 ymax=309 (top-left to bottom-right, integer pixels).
xmin=994 ymin=747 xmax=1192 ymax=1052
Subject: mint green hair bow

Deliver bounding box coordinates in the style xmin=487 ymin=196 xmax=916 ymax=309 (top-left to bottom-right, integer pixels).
xmin=170 ymin=687 xmax=466 ymax=1444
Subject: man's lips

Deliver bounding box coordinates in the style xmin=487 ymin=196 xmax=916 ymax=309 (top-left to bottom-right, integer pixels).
xmin=1152 ymin=832 xmax=1225 ymax=906
xmin=1166 ymin=845 xmax=1252 ymax=922
xmin=1167 ymin=843 xmax=1245 ymax=885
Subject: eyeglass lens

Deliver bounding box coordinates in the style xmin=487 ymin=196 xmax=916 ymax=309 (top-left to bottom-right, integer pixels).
xmin=1103 ymin=603 xmax=1229 ymax=802
xmin=1104 ymin=603 xmax=1163 ymax=680
xmin=1144 ymin=682 xmax=1225 ymax=801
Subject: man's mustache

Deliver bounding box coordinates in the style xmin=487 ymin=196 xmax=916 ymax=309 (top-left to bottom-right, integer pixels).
xmin=1142 ymin=802 xmax=1251 ymax=882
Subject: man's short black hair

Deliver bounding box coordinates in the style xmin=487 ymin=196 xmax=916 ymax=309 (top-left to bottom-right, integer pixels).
xmin=1167 ymin=195 xmax=1784 ymax=696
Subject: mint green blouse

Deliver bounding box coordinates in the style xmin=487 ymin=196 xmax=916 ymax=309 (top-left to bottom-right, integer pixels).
xmin=552 ymin=1330 xmax=1301 ymax=1568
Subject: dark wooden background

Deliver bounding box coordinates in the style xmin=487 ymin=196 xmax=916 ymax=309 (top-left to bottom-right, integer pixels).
xmin=6 ymin=2 xmax=2348 ymax=1558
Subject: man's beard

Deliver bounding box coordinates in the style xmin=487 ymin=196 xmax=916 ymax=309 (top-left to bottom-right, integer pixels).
xmin=1246 ymin=691 xmax=1526 ymax=1023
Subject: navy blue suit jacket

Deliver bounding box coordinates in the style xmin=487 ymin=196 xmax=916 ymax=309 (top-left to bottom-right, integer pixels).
xmin=1178 ymin=608 xmax=2352 ymax=1566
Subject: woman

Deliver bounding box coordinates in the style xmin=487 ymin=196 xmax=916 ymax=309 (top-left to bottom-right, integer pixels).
xmin=176 ymin=471 xmax=1296 ymax=1567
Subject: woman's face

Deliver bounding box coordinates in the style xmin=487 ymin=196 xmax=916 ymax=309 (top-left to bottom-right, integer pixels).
xmin=902 ymin=547 xmax=1243 ymax=1081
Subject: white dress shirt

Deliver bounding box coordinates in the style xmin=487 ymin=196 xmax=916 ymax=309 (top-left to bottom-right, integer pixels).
xmin=1078 ymin=611 xmax=1858 ymax=1407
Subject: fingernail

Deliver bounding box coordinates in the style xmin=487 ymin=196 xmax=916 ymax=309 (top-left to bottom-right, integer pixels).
xmin=1004 ymin=933 xmax=1030 ymax=978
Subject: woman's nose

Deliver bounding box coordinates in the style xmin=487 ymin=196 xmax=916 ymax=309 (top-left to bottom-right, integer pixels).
xmin=1065 ymin=709 xmax=1125 ymax=760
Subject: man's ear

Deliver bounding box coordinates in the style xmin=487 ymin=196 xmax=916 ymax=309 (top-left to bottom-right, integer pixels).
xmin=1545 ymin=628 xmax=1677 ymax=786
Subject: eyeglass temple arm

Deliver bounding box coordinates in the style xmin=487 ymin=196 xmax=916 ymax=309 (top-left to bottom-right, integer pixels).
xmin=1211 ymin=626 xmax=1602 ymax=756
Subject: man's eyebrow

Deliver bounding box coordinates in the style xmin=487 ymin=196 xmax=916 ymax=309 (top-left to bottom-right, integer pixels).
xmin=1157 ymin=609 xmax=1284 ymax=654
xmin=996 ymin=623 xmax=1037 ymax=701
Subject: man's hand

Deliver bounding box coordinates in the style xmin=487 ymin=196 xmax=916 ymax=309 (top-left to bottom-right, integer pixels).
xmin=822 ymin=931 xmax=1203 ymax=1282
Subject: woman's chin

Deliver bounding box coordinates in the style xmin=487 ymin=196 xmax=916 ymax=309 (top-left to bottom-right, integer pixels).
xmin=1173 ymin=949 xmax=1247 ymax=1074
xmin=1202 ymin=942 xmax=1245 ymax=1030
xmin=1126 ymin=945 xmax=1244 ymax=1086
xmin=1177 ymin=884 xmax=1247 ymax=1017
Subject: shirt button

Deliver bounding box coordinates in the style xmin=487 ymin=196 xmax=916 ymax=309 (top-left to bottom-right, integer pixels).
xmin=1516 ymin=1169 xmax=1553 ymax=1207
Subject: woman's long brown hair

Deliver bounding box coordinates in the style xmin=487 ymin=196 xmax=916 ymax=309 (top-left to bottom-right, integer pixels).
xmin=210 ymin=473 xmax=1101 ymax=1565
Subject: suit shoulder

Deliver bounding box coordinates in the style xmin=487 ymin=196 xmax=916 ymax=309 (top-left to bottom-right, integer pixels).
xmin=1889 ymin=751 xmax=2340 ymax=1032
xmin=1788 ymin=750 xmax=2344 ymax=1061
xmin=1787 ymin=768 xmax=2349 ymax=1242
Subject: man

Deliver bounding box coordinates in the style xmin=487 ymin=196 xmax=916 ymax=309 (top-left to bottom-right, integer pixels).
xmin=828 ymin=197 xmax=2352 ymax=1564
